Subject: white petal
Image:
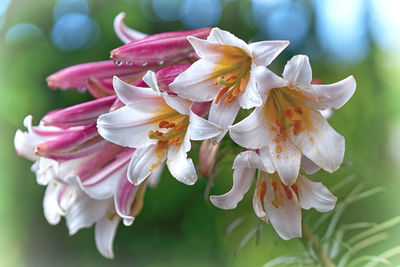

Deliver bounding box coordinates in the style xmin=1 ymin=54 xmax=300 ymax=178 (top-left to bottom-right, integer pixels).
xmin=229 ymin=108 xmax=273 ymax=149
xmin=95 ymin=215 xmax=120 ymax=259
xmin=207 ymin=28 xmax=251 ymax=55
xmin=166 ymin=133 xmax=197 ymax=185
xmin=187 ymin=36 xmax=224 ymax=62
xmin=114 ymin=176 xmax=138 ymax=224
xmin=264 ymin=178 xmax=302 ymax=240
xmin=253 ymin=67 xmax=285 ymax=101
xmin=297 ymin=175 xmax=337 ymax=212
xmin=113 ymin=12 xmax=147 ymax=43
xmin=253 ymin=172 xmax=268 ymax=221
xmin=169 ymin=59 xmax=220 ymax=102
xmin=163 ymin=94 xmax=191 ymax=115
xmin=269 ymin=139 xmax=301 ymax=185
xmin=258 ymin=147 xmax=276 ymax=174
xmin=209 ymin=97 xmax=241 ymax=143
xmin=43 ymin=181 xmax=65 ymax=225
xmin=65 ymin=191 xmax=111 ymax=235
xmin=306 ymin=75 xmax=356 ymax=110
xmin=113 ymin=76 xmax=161 ymax=110
xmin=282 ymin=55 xmax=312 ymax=86
xmin=238 ymin=65 xmax=263 ymax=109
xmin=142 ymin=70 xmax=161 ymax=94
xmin=97 ymin=106 xmax=157 ymax=148
xmin=189 ymin=110 xmax=222 ymax=140
xmin=128 ymin=144 xmax=166 ymax=186
xmin=249 ymin=40 xmax=289 ymax=66
xmin=14 ymin=129 xmax=38 ymax=161
xmin=210 ymin=153 xmax=256 ymax=209
xmin=232 ymin=150 xmax=267 ymax=172
xmin=300 ymin=155 xmax=320 ymax=175
xmin=289 ymin=109 xmax=344 ymax=173
xmin=147 ymin=163 xmax=164 ymax=188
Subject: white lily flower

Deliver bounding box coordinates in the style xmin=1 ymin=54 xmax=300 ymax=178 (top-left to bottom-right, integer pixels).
xmin=229 ymin=55 xmax=356 ymax=185
xmin=170 ymin=28 xmax=289 ymax=142
xmin=97 ymin=71 xmax=223 ymax=186
xmin=210 ymin=151 xmax=337 ymax=240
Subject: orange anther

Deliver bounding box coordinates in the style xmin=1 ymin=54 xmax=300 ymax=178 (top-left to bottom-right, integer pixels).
xmin=279 ymin=126 xmax=287 ymax=134
xmin=213 ymin=79 xmax=219 ymax=85
xmin=225 ymin=94 xmax=235 ymax=102
xmin=176 ymin=123 xmax=185 ymax=131
xmin=154 ymin=130 xmax=164 ymax=136
xmin=272 ymin=180 xmax=278 ymax=192
xmin=276 ymin=144 xmax=282 ymax=154
xmin=281 ymin=183 xmax=293 ymax=200
xmin=293 ymin=120 xmax=302 ymax=135
xmin=168 ymin=137 xmax=180 ymax=144
xmin=275 ymin=119 xmax=282 ymax=127
xmin=165 ymin=123 xmax=176 ymax=128
xmin=294 ymin=106 xmax=302 ymax=114
xmin=283 ymin=109 xmax=293 ymax=118
xmin=259 ymin=181 xmax=267 ymax=202
xmin=215 ymin=86 xmax=229 ymax=104
xmin=232 ymin=85 xmax=240 ymax=97
xmin=159 ymin=120 xmax=169 ymax=128
xmin=239 ymin=78 xmax=247 ymax=92
xmin=224 ymin=73 xmax=238 ymax=81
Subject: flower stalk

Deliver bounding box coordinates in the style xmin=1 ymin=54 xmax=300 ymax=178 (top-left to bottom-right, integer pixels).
xmin=302 ymin=222 xmax=336 ymax=267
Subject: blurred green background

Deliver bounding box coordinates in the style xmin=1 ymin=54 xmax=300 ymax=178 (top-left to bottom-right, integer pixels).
xmin=1 ymin=0 xmax=400 ymax=266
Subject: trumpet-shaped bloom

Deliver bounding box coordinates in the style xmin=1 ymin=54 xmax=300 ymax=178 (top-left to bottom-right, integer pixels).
xmin=97 ymin=71 xmax=222 ymax=186
xmin=47 ymin=13 xmax=208 ymax=98
xmin=14 ymin=96 xmax=161 ymax=258
xmin=170 ymin=28 xmax=289 ymax=142
xmin=229 ymin=55 xmax=356 ymax=185
xmin=210 ymin=151 xmax=336 ymax=240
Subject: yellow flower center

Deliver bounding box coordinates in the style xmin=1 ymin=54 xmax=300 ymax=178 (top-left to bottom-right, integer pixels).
xmin=211 ymin=46 xmax=252 ymax=104
xmin=263 ymin=86 xmax=312 ymax=146
xmin=148 ymin=116 xmax=189 ymax=148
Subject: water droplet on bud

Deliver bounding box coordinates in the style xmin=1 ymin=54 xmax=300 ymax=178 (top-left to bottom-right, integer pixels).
xmin=142 ymin=62 xmax=148 ymax=67
xmin=158 ymin=60 xmax=164 ymax=65
xmin=114 ymin=60 xmax=122 ymax=66
xmin=77 ymin=87 xmax=87 ymax=93
xmin=125 ymin=61 xmax=132 ymax=65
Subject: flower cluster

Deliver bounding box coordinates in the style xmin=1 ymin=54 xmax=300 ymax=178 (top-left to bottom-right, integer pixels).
xmin=14 ymin=12 xmax=356 ymax=258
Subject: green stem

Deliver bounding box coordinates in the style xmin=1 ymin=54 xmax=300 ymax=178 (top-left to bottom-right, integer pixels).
xmin=302 ymin=222 xmax=336 ymax=267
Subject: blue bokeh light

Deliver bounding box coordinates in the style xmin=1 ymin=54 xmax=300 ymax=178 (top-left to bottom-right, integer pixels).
xmin=152 ymin=0 xmax=181 ymax=21
xmin=314 ymin=0 xmax=369 ymax=64
xmin=5 ymin=23 xmax=45 ymax=44
xmin=263 ymin=1 xmax=311 ymax=47
xmin=180 ymin=0 xmax=221 ymax=29
xmin=51 ymin=13 xmax=99 ymax=51
xmin=53 ymin=0 xmax=89 ymax=19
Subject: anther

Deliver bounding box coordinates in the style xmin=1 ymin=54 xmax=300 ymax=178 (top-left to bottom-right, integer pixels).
xmin=294 ymin=106 xmax=302 ymax=114
xmin=159 ymin=121 xmax=169 ymax=128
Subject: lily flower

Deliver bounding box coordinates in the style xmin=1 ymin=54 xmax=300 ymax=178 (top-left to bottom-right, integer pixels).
xmin=229 ymin=55 xmax=356 ymax=185
xmin=47 ymin=13 xmax=207 ymax=98
xmin=170 ymin=27 xmax=289 ymax=142
xmin=97 ymin=70 xmax=223 ymax=186
xmin=15 ymin=107 xmax=162 ymax=258
xmin=210 ymin=150 xmax=336 ymax=240
xmin=110 ymin=27 xmax=211 ymax=67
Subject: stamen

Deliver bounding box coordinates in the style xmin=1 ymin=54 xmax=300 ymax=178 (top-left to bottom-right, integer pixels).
xmin=239 ymin=78 xmax=246 ymax=92
xmin=159 ymin=120 xmax=169 ymax=128
xmin=176 ymin=123 xmax=185 ymax=131
xmin=231 ymin=85 xmax=240 ymax=97
xmin=215 ymin=86 xmax=229 ymax=104
xmin=164 ymin=123 xmax=176 ymax=128
xmin=283 ymin=109 xmax=293 ymax=118
xmin=294 ymin=106 xmax=302 ymax=114
xmin=168 ymin=137 xmax=180 ymax=144
xmin=281 ymin=183 xmax=293 ymax=200
xmin=225 ymin=94 xmax=235 ymax=103
xmin=259 ymin=181 xmax=267 ymax=202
